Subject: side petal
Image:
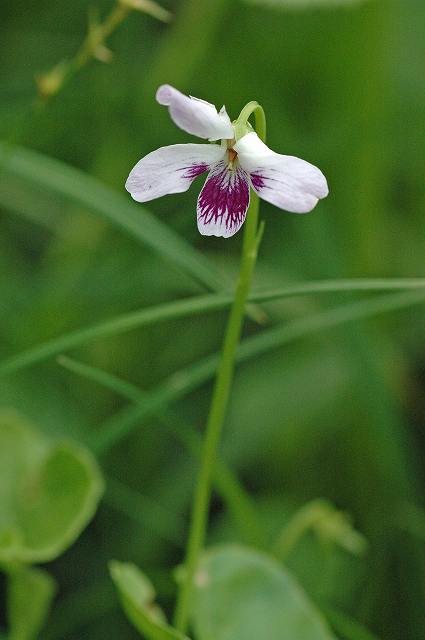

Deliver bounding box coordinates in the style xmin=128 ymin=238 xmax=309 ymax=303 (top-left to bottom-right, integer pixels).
xmin=235 ymin=132 xmax=329 ymax=213
xmin=156 ymin=85 xmax=234 ymax=141
xmin=126 ymin=143 xmax=225 ymax=203
xmin=197 ymin=160 xmax=250 ymax=238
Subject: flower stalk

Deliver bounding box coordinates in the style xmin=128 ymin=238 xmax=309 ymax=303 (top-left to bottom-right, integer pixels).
xmin=173 ymin=105 xmax=266 ymax=634
xmin=35 ymin=0 xmax=171 ymax=101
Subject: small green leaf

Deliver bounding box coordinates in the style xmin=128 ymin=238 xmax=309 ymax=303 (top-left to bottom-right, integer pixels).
xmin=7 ymin=566 xmax=56 ymax=640
xmin=273 ymin=498 xmax=368 ymax=561
xmin=0 ymin=410 xmax=104 ymax=565
xmin=191 ymin=545 xmax=337 ymax=640
xmin=109 ymin=561 xmax=190 ymax=640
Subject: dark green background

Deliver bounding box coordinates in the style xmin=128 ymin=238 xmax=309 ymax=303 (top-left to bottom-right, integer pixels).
xmin=1 ymin=0 xmax=424 ymax=638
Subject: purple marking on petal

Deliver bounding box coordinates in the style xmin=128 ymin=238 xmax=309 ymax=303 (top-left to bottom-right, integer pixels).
xmin=197 ymin=161 xmax=250 ymax=236
xmin=181 ymin=164 xmax=209 ymax=179
xmin=250 ymin=172 xmax=267 ymax=190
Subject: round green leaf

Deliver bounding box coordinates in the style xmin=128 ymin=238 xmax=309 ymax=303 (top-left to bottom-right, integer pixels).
xmin=109 ymin=561 xmax=190 ymax=640
xmin=191 ymin=545 xmax=337 ymax=640
xmin=0 ymin=410 xmax=104 ymax=565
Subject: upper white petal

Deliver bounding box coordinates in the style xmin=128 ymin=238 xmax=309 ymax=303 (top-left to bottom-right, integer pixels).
xmin=126 ymin=143 xmax=225 ymax=203
xmin=156 ymin=85 xmax=234 ymax=141
xmin=234 ymin=132 xmax=328 ymax=213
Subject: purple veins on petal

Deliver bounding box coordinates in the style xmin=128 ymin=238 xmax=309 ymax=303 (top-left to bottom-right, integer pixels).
xmin=181 ymin=164 xmax=210 ymax=179
xmin=250 ymin=172 xmax=267 ymax=190
xmin=197 ymin=160 xmax=250 ymax=238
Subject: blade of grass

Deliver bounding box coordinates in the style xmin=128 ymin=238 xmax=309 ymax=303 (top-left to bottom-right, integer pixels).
xmin=104 ymin=477 xmax=186 ymax=546
xmin=0 ymin=141 xmax=233 ymax=295
xmin=323 ymin=605 xmax=382 ymax=640
xmin=90 ymin=288 xmax=425 ymax=453
xmin=1 ymin=278 xmax=424 ymax=377
xmin=58 ymin=355 xmax=264 ymax=547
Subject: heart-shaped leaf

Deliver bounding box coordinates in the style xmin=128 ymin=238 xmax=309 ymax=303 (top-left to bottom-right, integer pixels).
xmin=109 ymin=561 xmax=190 ymax=640
xmin=7 ymin=566 xmax=56 ymax=640
xmin=191 ymin=545 xmax=337 ymax=640
xmin=0 ymin=410 xmax=103 ymax=565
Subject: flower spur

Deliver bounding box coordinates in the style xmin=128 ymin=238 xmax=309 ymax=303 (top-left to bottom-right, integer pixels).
xmin=126 ymin=84 xmax=328 ymax=238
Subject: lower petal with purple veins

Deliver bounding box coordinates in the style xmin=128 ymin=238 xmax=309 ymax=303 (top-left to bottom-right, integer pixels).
xmin=197 ymin=161 xmax=250 ymax=238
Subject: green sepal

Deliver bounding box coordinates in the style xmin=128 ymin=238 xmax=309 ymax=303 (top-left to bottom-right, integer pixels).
xmin=109 ymin=561 xmax=191 ymax=640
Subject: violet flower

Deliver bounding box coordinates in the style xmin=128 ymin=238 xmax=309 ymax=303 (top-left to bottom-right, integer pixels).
xmin=126 ymin=85 xmax=328 ymax=238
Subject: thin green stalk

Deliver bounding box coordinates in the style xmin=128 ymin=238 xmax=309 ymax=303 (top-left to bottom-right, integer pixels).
xmin=86 ymin=288 xmax=425 ymax=455
xmin=74 ymin=4 xmax=130 ymax=70
xmin=58 ymin=355 xmax=263 ymax=546
xmin=273 ymin=501 xmax=326 ymax=561
xmin=35 ymin=0 xmax=171 ymax=101
xmin=272 ymin=499 xmax=366 ymax=562
xmin=2 ymin=278 xmax=424 ymax=378
xmin=173 ymin=105 xmax=266 ymax=633
xmin=0 ymin=278 xmax=425 ymax=377
xmin=104 ymin=477 xmax=185 ymax=545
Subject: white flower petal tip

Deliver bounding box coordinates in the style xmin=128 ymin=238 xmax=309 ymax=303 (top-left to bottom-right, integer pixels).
xmin=155 ymin=84 xmax=234 ymax=141
xmin=235 ymin=132 xmax=329 ymax=214
xmin=126 ymin=143 xmax=225 ymax=203
xmin=197 ymin=160 xmax=250 ymax=238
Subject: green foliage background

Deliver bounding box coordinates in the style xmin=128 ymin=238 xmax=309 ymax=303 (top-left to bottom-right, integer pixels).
xmin=0 ymin=0 xmax=424 ymax=638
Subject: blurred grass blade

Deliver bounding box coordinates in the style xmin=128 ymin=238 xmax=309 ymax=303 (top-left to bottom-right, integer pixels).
xmin=1 ymin=279 xmax=424 ymax=377
xmin=92 ymin=289 xmax=425 ymax=453
xmin=105 ymin=477 xmax=186 ymax=546
xmin=0 ymin=141 xmax=229 ymax=292
xmin=322 ymin=606 xmax=381 ymax=640
xmin=59 ymin=355 xmax=264 ymax=547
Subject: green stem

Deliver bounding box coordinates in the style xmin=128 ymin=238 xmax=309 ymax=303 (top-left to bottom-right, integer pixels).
xmin=74 ymin=3 xmax=131 ymax=70
xmin=173 ymin=107 xmax=266 ymax=633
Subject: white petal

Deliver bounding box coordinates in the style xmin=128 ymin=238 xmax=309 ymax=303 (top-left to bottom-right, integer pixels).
xmin=156 ymin=85 xmax=234 ymax=141
xmin=234 ymin=132 xmax=329 ymax=213
xmin=126 ymin=143 xmax=225 ymax=203
xmin=197 ymin=160 xmax=250 ymax=238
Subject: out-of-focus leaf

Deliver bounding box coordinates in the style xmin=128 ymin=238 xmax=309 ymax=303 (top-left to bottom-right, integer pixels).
xmin=211 ymin=494 xmax=366 ymax=610
xmin=109 ymin=561 xmax=190 ymax=640
xmin=0 ymin=410 xmax=103 ymax=565
xmin=7 ymin=566 xmax=56 ymax=640
xmin=191 ymin=545 xmax=337 ymax=640
xmin=274 ymin=498 xmax=367 ymax=560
